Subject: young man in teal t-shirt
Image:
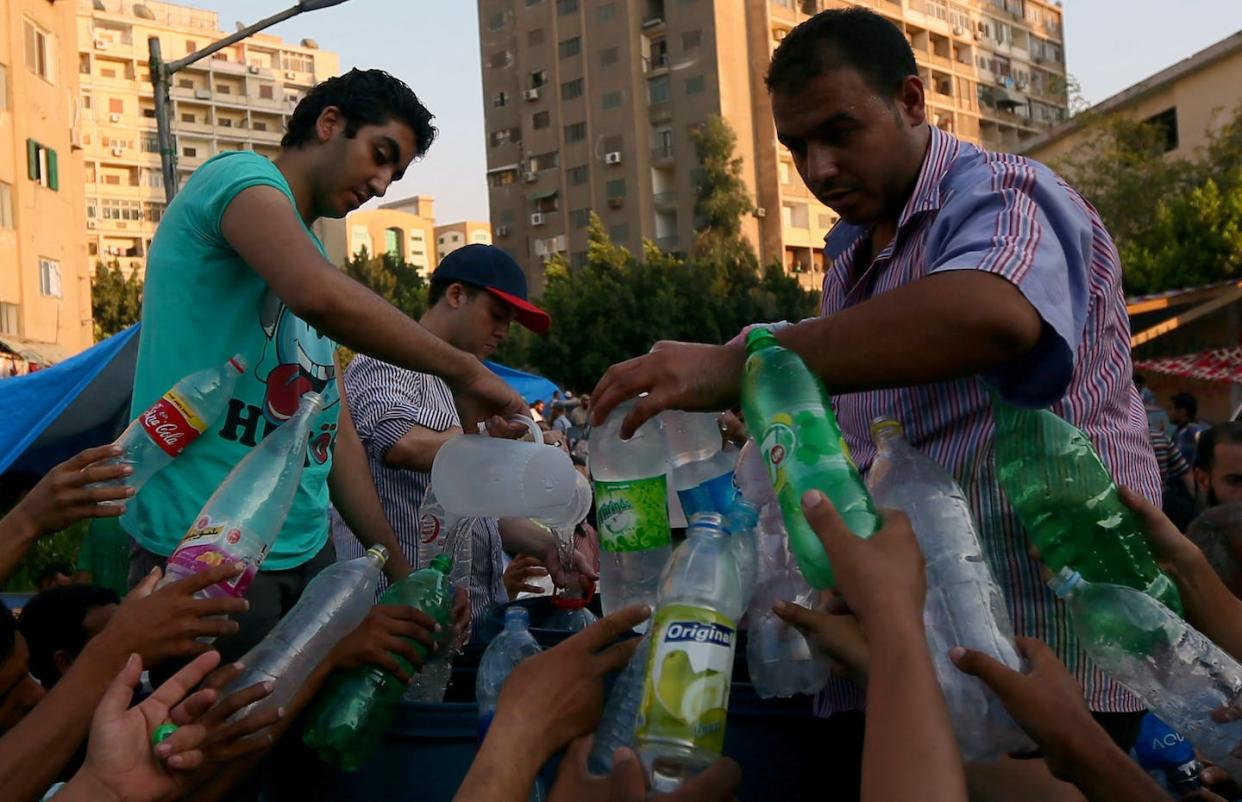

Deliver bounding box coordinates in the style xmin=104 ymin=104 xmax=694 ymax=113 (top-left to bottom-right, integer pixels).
xmin=123 ymin=69 xmax=526 ymax=662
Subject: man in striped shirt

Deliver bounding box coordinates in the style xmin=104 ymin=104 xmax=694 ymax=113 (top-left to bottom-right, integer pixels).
xmin=591 ymin=7 xmax=1159 ymax=792
xmin=332 ymin=246 xmax=594 ymax=630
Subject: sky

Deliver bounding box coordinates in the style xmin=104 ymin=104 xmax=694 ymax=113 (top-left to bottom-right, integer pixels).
xmin=199 ymin=1 xmax=1242 ymax=224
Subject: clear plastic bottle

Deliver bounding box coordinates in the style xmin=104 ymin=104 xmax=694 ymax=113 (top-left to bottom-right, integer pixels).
xmin=590 ymin=399 xmax=673 ymax=629
xmin=588 ymin=635 xmax=651 ymax=776
xmin=662 ymin=411 xmax=735 ymax=518
xmin=867 ymin=416 xmax=1032 ymax=761
xmin=746 ymin=573 xmax=831 ymax=699
xmin=1052 ymin=568 xmax=1242 ymax=778
xmin=723 ymin=497 xmax=759 ymax=607
xmin=476 ymin=606 xmax=546 ymax=802
xmin=636 ymin=513 xmax=743 ymax=791
xmin=220 ymin=546 xmax=388 ymax=719
xmin=92 ymin=355 xmax=247 ymax=503
xmin=159 ymin=392 xmax=322 ymax=599
xmin=302 ymin=555 xmax=454 ymax=771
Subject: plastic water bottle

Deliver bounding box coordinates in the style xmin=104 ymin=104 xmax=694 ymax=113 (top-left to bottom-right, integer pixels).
xmin=746 ymin=573 xmax=831 ymax=699
xmin=867 ymin=416 xmax=1032 ymax=761
xmin=159 ymin=392 xmax=322 ymax=599
xmin=220 ymin=546 xmax=388 ymax=719
xmin=476 ymin=607 xmax=545 ymax=801
xmin=723 ymin=497 xmax=759 ymax=606
xmin=1051 ymin=568 xmax=1242 ymax=778
xmin=1133 ymin=713 xmax=1203 ymax=797
xmin=662 ymin=411 xmax=735 ymax=518
xmin=92 ymin=355 xmax=247 ymax=503
xmin=992 ymin=396 xmax=1182 ymax=614
xmin=590 ymin=399 xmax=672 ymax=629
xmin=588 ymin=635 xmax=650 ymax=776
xmin=636 ymin=513 xmax=743 ymax=791
xmin=303 ymin=554 xmax=454 ymax=771
xmin=740 ymin=328 xmax=880 ymax=589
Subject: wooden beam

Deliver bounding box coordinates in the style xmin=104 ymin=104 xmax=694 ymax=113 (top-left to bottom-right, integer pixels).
xmin=1131 ymin=288 xmax=1242 ymax=348
xmin=1128 ymin=280 xmax=1242 ymax=316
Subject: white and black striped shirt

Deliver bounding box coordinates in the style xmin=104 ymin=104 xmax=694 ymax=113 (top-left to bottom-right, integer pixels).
xmin=329 ymin=354 xmax=506 ymax=632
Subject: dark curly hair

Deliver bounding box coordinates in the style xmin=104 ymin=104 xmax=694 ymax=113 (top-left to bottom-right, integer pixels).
xmin=282 ymin=68 xmax=438 ymax=158
xmin=18 ymin=585 xmax=120 ymax=688
xmin=765 ymin=7 xmax=917 ymax=99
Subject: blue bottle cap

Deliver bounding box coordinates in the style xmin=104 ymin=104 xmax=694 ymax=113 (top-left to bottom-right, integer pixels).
xmin=504 ymin=606 xmax=531 ymax=627
xmin=1048 ymin=566 xmax=1083 ymax=599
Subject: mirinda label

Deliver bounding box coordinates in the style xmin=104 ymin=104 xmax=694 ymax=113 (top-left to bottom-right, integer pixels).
xmin=140 ymin=390 xmax=207 ymax=457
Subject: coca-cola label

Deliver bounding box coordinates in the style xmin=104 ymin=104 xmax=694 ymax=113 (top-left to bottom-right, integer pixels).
xmin=140 ymin=390 xmax=207 ymax=457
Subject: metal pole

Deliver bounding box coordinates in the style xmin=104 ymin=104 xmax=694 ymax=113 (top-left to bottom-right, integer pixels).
xmin=149 ymin=36 xmax=177 ymax=202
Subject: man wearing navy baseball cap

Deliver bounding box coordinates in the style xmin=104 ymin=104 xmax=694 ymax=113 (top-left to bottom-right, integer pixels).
xmin=331 ymin=244 xmax=593 ymax=630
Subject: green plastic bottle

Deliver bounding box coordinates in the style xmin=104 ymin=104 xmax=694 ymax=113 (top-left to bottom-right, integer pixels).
xmin=302 ymin=554 xmax=454 ymax=771
xmin=991 ymin=396 xmax=1182 ymax=615
xmin=739 ymin=328 xmax=880 ymax=588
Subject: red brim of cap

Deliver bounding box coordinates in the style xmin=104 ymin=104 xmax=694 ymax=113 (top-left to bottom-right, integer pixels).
xmin=486 ymin=287 xmax=551 ymax=334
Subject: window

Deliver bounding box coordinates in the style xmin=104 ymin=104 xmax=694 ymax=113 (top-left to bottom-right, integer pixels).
xmin=685 ymin=75 xmax=705 ymax=95
xmin=26 ymin=140 xmax=58 ymax=190
xmin=493 ymin=91 xmax=508 ymax=108
xmin=606 ymin=179 xmax=626 ymax=199
xmin=384 ymin=228 xmax=404 ymax=260
xmin=181 ymin=112 xmax=195 ymax=123
xmin=682 ymin=30 xmax=702 ymax=52
xmin=602 ymin=90 xmax=622 ymax=110
xmin=253 ymin=121 xmax=267 ymax=131
xmin=570 ymin=208 xmax=590 ymax=227
xmin=778 ymin=161 xmax=790 ymax=184
xmin=0 ymin=182 xmax=11 ymax=229
xmin=219 ymin=118 xmax=233 ymax=127
xmin=280 ymin=53 xmax=314 ymax=73
xmin=599 ymin=3 xmax=617 ymax=22
xmin=182 ymin=146 xmax=197 ymax=157
xmin=527 ymin=28 xmax=545 ymax=47
xmin=561 ymin=79 xmax=583 ymax=100
xmin=648 ymin=75 xmax=671 ymax=105
xmin=564 ymin=122 xmax=586 ymax=142
xmin=557 ymin=0 xmax=579 ymax=14
xmin=23 ymin=20 xmax=54 ymax=83
xmin=141 ymin=133 xmax=159 ymax=153
xmin=259 ymin=84 xmax=274 ymax=100
xmin=100 ymin=67 xmax=117 ymax=79
xmin=145 ymin=202 xmax=166 ymax=223
xmin=218 ymin=84 xmax=231 ymax=95
xmin=559 ymin=37 xmax=581 ymax=59
xmin=0 ymin=303 xmax=17 ymax=336
xmin=1146 ymin=108 xmax=1179 ymax=153
xmin=609 ymin=224 xmax=628 ymax=241
xmin=102 ymin=199 xmax=142 ymax=220
xmin=185 ymin=39 xmax=198 ymax=54
xmin=178 ymin=78 xmax=193 ymax=89
xmin=531 ymin=151 xmax=559 ymax=171
xmin=531 ymin=69 xmax=548 ymax=88
xmin=109 ymin=98 xmax=123 ymax=114
xmin=142 ymin=107 xmax=155 ymax=118
xmin=79 ymin=53 xmax=90 ymax=75
xmin=146 ymin=170 xmax=164 ymax=189
xmin=818 ymin=214 xmax=835 ymax=229
xmin=533 ymin=111 xmax=550 ymax=129
xmin=600 ymin=47 xmax=619 ymax=67
xmin=782 ymin=202 xmax=809 ymax=228
xmin=38 ymin=258 xmax=62 ymax=298
xmin=488 ymin=12 xmax=505 ymax=31
xmin=569 ymin=165 xmax=588 ymax=185
xmin=489 ymin=50 xmax=510 ymax=69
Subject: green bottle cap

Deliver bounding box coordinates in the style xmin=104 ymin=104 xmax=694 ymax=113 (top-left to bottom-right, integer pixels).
xmin=744 ymin=327 xmax=779 ymax=355
xmin=430 ymin=554 xmax=453 ymax=574
xmin=151 ymin=723 xmax=178 ymax=746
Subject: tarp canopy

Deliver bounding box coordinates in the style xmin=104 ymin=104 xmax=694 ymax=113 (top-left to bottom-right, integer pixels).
xmin=1134 ymin=347 xmax=1242 ymax=384
xmin=0 ymin=325 xmax=139 ymax=476
xmin=484 ymin=360 xmax=559 ymax=405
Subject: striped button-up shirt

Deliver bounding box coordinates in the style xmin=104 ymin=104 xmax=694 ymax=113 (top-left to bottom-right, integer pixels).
xmin=816 ymin=127 xmax=1159 ymax=715
xmin=329 ymin=354 xmax=506 ymax=632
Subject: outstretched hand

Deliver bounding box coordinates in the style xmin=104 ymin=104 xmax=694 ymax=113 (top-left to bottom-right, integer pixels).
xmin=6 ymin=444 xmax=134 ymax=539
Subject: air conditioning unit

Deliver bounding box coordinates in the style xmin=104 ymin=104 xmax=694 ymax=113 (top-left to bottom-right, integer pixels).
xmin=285 ymin=70 xmax=297 ymax=79
xmin=87 ymin=220 xmax=98 ymax=229
xmin=93 ymin=38 xmax=108 ymax=50
xmin=608 ymin=197 xmax=624 ymax=209
xmin=523 ymin=88 xmax=541 ymax=101
xmin=754 ymin=207 xmax=767 ymax=218
xmin=605 ymin=151 xmax=622 ymax=165
xmin=522 ymin=171 xmax=538 ymax=183
xmin=530 ymin=212 xmax=546 ymax=226
xmin=973 ymin=30 xmax=982 ymax=40
xmin=108 ymin=113 xmax=121 ymax=123
xmin=247 ymin=65 xmax=261 ymax=74
xmin=193 ymin=88 xmax=210 ymax=100
xmin=495 ymin=225 xmax=511 ymax=237
xmin=952 ymin=25 xmax=965 ymax=36
xmin=111 ymin=147 xmax=124 ymax=156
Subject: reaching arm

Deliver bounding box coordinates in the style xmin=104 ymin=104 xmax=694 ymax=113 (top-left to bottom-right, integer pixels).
xmin=328 ymin=380 xmax=415 ymax=583
xmin=499 ymin=517 xmax=557 ymax=558
xmin=384 ymin=423 xmax=461 ymax=472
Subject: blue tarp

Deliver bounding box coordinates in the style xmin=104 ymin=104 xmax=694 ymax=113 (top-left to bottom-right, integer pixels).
xmin=484 ymin=360 xmax=559 ymax=406
xmin=0 ymin=325 xmax=139 ymax=476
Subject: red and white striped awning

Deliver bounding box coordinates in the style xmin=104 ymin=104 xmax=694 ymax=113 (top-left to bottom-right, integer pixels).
xmin=1134 ymin=347 xmax=1242 ymax=383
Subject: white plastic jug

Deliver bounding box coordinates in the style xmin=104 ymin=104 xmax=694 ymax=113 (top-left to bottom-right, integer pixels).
xmin=431 ymin=416 xmax=583 ymax=528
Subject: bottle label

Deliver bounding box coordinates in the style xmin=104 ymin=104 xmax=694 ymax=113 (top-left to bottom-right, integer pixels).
xmin=593 ymin=476 xmax=671 ymax=553
xmin=637 ymin=604 xmax=736 ymax=755
xmin=760 ymin=412 xmax=856 ymax=491
xmin=165 ymin=515 xmax=266 ymax=598
xmin=140 ymin=389 xmax=208 ymax=458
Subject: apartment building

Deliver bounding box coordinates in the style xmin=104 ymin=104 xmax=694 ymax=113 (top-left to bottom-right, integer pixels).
xmin=0 ymin=0 xmax=93 ymax=369
xmin=435 ymin=220 xmax=493 ymax=263
xmin=477 ymin=0 xmax=1068 ymax=291
xmin=77 ymin=0 xmax=338 ymax=277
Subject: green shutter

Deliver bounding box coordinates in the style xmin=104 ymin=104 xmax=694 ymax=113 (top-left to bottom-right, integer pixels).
xmin=26 ymin=139 xmax=37 ymax=180
xmin=47 ymin=148 xmax=58 ymax=191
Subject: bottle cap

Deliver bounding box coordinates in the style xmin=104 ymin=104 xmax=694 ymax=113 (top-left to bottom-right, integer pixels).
xmin=687 ymin=512 xmax=724 ymax=534
xmin=365 ymin=545 xmax=389 ymax=567
xmin=299 ymin=392 xmax=324 ymax=413
xmin=744 ymin=327 xmax=778 ymax=355
xmin=429 ymin=553 xmax=453 ymax=574
xmin=1048 ymin=566 xmax=1083 ymax=599
xmin=725 ymin=497 xmax=760 ymax=534
xmin=869 ymin=415 xmax=903 ymax=442
xmin=503 ymin=606 xmax=531 ymax=627
xmin=227 ymin=354 xmax=249 ymax=374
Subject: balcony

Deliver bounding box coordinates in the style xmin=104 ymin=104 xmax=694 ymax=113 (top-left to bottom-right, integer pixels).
xmin=653 ymin=191 xmax=677 ymax=209
xmin=651 ymin=144 xmax=675 ymax=164
xmin=655 ymin=235 xmax=679 ymax=251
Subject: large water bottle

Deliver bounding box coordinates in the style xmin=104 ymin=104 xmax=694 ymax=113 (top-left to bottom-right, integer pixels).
xmin=588 ymin=635 xmax=650 ymax=776
xmin=740 ymin=328 xmax=880 ymax=589
xmin=992 ymin=396 xmax=1181 ymax=614
xmin=590 ymin=399 xmax=672 ymax=629
xmin=661 ymin=411 xmax=735 ymax=518
xmin=92 ymin=355 xmax=247 ymax=503
xmin=1052 ymin=568 xmax=1242 ymax=779
xmin=220 ymin=546 xmax=388 ymax=719
xmin=1133 ymin=713 xmax=1203 ymax=797
xmin=302 ymin=555 xmax=454 ymax=771
xmin=160 ymin=392 xmax=322 ymax=599
xmin=477 ymin=606 xmax=545 ymax=801
xmin=867 ymin=416 xmax=1032 ymax=761
xmin=636 ymin=513 xmax=743 ymax=791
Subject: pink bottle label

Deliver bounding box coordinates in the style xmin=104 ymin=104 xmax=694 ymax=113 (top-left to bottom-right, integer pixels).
xmin=166 ymin=516 xmax=266 ymax=598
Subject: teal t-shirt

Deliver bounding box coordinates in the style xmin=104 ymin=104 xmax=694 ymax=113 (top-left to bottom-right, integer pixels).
xmin=121 ymin=152 xmax=341 ymax=570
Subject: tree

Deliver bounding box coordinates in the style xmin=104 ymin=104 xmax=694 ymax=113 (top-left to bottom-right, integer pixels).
xmin=91 ymin=261 xmax=143 ymax=341
xmin=690 ymin=115 xmax=755 ymax=260
xmin=341 ymin=247 xmax=429 ymax=321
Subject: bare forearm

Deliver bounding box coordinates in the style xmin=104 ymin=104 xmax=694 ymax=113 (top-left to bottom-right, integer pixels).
xmin=1063 ymin=738 xmax=1168 ymax=802
xmin=385 ymin=427 xmax=458 ymax=472
xmin=500 ymin=518 xmax=555 ymax=558
xmin=454 ymin=734 xmax=542 ymax=802
xmin=777 ymin=271 xmax=1041 ymax=394
xmin=863 ymin=621 xmax=967 ymax=802
xmin=0 ymin=514 xmax=37 ymax=587
xmin=329 ymin=447 xmax=412 ymax=581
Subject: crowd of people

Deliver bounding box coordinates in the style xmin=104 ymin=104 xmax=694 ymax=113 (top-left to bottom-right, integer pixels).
xmin=3 ymin=5 xmax=1242 ymax=801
